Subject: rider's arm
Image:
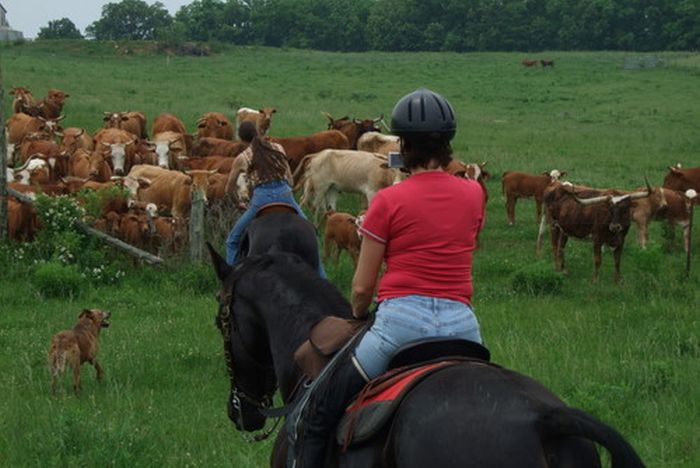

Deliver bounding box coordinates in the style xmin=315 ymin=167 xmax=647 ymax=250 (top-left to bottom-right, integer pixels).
xmin=225 ymin=156 xmax=245 ymax=203
xmin=351 ymin=236 xmax=385 ymax=319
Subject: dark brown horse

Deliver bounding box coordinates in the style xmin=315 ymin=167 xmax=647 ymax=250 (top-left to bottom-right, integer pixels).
xmin=209 ymin=251 xmax=645 ymax=467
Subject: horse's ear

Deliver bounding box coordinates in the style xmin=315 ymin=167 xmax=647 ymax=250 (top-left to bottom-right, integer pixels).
xmin=206 ymin=242 xmax=231 ymax=282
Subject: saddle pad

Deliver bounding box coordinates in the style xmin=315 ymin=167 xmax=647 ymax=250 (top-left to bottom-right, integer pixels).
xmin=337 ymin=360 xmax=457 ymax=449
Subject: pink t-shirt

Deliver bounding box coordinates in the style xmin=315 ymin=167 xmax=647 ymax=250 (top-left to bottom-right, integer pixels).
xmin=359 ymin=171 xmax=484 ymax=305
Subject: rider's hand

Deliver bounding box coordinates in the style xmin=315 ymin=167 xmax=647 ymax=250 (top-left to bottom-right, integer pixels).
xmin=237 ymin=202 xmax=248 ymax=211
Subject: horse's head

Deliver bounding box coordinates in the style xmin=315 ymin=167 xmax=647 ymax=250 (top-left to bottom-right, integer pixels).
xmin=208 ymin=243 xmax=277 ymax=432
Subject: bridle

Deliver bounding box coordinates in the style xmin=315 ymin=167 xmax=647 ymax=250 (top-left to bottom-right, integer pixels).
xmin=216 ymin=287 xmax=281 ymax=441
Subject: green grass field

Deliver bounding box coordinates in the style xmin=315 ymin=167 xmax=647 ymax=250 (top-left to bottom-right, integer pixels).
xmin=1 ymin=41 xmax=699 ymax=467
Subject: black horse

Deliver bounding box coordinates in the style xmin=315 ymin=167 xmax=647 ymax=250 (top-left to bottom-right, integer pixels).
xmin=208 ymin=250 xmax=645 ymax=468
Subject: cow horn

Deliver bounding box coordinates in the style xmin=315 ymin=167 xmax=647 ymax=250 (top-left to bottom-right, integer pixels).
xmin=321 ymin=111 xmax=334 ymax=122
xmin=373 ymin=114 xmax=384 ymax=123
xmin=611 ymin=194 xmax=631 ymax=204
xmin=629 ymin=191 xmax=650 ymax=200
xmin=37 ymin=116 xmax=46 ymax=122
xmin=14 ymin=153 xmax=43 ymax=171
xmin=126 ymin=139 xmax=136 ymax=146
xmin=54 ymin=132 xmax=64 ymax=138
xmin=574 ymin=194 xmax=610 ymax=205
xmin=101 ymin=141 xmax=111 ymax=147
xmin=353 ymin=118 xmax=363 ymax=124
xmin=56 ymin=115 xmax=66 ymax=121
xmin=75 ymin=129 xmax=84 ymax=137
xmin=480 ymin=161 xmax=488 ymax=167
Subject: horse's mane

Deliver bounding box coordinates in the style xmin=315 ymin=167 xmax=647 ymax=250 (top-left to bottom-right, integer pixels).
xmin=228 ymin=252 xmax=352 ymax=334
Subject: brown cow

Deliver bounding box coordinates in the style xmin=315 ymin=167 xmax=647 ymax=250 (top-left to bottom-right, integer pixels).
xmin=445 ymin=160 xmax=491 ymax=203
xmin=502 ymin=170 xmax=566 ymax=225
xmin=69 ymin=149 xmax=92 ymax=179
xmin=93 ymin=128 xmax=137 ymax=176
xmin=103 ymin=111 xmax=148 ymax=139
xmin=197 ymin=112 xmax=235 ymax=140
xmin=6 ymin=113 xmax=65 ymax=148
xmin=128 ymin=165 xmax=215 ymax=218
xmin=9 ymin=87 xmax=39 ymax=115
xmin=235 ymin=107 xmax=276 ymax=136
xmin=539 ymin=182 xmax=650 ymax=282
xmin=38 ymin=88 xmax=69 ymax=119
xmin=541 ymin=60 xmax=555 ymax=68
xmin=88 ymin=150 xmax=113 ymax=182
xmin=663 ymin=164 xmax=700 ymax=195
xmin=150 ymin=216 xmax=187 ymax=253
xmin=60 ymin=128 xmax=94 ymax=156
xmin=206 ymin=173 xmax=228 ymax=201
xmin=322 ymin=112 xmax=382 ymax=149
xmin=179 ymin=155 xmax=234 ymax=174
xmin=271 ymin=130 xmax=350 ymax=172
xmin=323 ymin=211 xmax=362 ymax=266
xmin=522 ymin=60 xmax=539 ymax=67
xmin=8 ymin=197 xmax=37 ymax=241
xmin=152 ymin=112 xmax=187 ymax=134
xmin=654 ymin=188 xmax=697 ymax=253
xmin=190 ymin=137 xmax=247 ymax=158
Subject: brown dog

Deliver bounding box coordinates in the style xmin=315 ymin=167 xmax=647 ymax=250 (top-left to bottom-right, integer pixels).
xmin=48 ymin=309 xmax=111 ymax=394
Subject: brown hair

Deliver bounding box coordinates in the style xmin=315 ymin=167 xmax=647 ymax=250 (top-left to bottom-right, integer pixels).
xmin=400 ymin=133 xmax=453 ymax=170
xmin=250 ymin=137 xmax=289 ymax=181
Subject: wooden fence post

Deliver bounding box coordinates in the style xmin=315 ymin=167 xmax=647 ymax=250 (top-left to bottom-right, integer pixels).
xmin=189 ymin=190 xmax=205 ymax=263
xmin=0 ymin=65 xmax=7 ymax=242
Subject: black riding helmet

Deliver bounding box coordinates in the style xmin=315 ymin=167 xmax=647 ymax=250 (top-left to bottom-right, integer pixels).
xmin=390 ymin=88 xmax=456 ymax=139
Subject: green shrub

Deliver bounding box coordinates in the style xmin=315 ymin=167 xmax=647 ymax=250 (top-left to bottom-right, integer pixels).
xmin=511 ymin=262 xmax=564 ymax=296
xmin=33 ymin=262 xmax=83 ymax=298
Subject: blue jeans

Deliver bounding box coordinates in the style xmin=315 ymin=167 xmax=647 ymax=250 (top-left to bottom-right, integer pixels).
xmin=225 ymin=180 xmax=326 ymax=277
xmin=354 ymin=295 xmax=482 ymax=379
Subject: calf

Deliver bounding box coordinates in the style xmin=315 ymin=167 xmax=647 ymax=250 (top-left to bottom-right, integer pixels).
xmin=539 ymin=182 xmax=650 ymax=282
xmin=236 ymin=107 xmax=276 ymax=136
xmin=324 ymin=211 xmax=362 ymax=266
xmin=8 ymin=197 xmax=37 ymax=241
xmin=655 ymin=188 xmax=697 ymax=253
xmin=445 ymin=160 xmax=491 ymax=204
xmin=296 ymin=150 xmax=405 ymax=223
xmin=502 ymin=170 xmax=565 ymax=225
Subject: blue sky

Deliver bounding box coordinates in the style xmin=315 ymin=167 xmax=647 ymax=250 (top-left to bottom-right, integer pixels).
xmin=2 ymin=0 xmax=192 ymax=39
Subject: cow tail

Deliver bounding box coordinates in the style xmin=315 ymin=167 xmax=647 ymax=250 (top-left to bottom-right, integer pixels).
xmin=536 ymin=407 xmax=645 ymax=468
xmin=292 ymin=154 xmax=314 ymax=190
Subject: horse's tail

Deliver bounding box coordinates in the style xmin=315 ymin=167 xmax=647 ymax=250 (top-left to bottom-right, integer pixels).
xmin=536 ymin=407 xmax=645 ymax=468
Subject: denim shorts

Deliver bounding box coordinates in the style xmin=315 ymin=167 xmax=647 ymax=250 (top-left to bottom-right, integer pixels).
xmin=353 ymin=295 xmax=482 ymax=379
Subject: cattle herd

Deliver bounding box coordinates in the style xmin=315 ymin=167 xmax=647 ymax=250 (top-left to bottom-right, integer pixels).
xmin=4 ymin=85 xmax=699 ymax=280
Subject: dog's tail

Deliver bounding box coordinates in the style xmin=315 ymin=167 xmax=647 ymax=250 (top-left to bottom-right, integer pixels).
xmin=48 ymin=341 xmax=67 ymax=377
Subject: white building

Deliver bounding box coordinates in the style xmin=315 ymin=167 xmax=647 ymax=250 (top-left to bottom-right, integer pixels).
xmin=0 ymin=3 xmax=24 ymax=41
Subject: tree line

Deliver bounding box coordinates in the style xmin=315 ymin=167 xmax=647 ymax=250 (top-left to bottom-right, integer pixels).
xmin=39 ymin=0 xmax=700 ymax=51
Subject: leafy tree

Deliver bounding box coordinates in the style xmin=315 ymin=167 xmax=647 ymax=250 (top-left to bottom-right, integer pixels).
xmin=174 ymin=0 xmax=251 ymax=43
xmin=86 ymin=0 xmax=172 ymax=40
xmin=37 ymin=18 xmax=83 ymax=40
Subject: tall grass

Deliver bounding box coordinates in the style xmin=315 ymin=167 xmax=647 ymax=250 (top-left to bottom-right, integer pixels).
xmin=1 ymin=42 xmax=699 ymax=467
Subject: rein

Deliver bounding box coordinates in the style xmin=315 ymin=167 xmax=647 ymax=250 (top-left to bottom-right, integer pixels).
xmin=217 ymin=285 xmax=291 ymax=442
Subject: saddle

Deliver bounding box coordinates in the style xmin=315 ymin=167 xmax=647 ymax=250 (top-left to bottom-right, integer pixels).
xmin=336 ymin=338 xmax=492 ymax=450
xmin=254 ymin=202 xmax=297 ymax=218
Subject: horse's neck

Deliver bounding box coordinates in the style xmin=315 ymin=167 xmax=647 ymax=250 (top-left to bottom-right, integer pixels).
xmin=261 ymin=307 xmax=318 ymax=401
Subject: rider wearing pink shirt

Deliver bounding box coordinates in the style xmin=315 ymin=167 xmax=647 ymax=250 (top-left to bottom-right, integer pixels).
xmin=294 ymin=88 xmax=484 ymax=467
